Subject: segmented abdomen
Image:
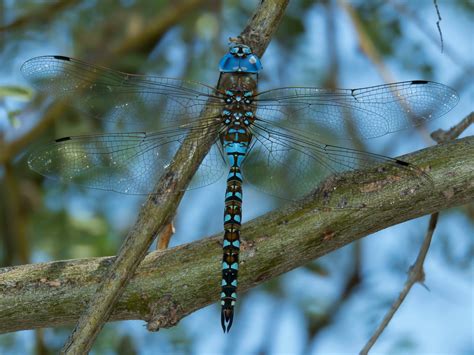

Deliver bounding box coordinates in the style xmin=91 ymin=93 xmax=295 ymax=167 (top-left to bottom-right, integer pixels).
xmin=220 ymin=135 xmax=249 ymax=332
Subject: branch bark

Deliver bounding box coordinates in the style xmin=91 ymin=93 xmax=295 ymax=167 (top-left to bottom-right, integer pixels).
xmin=61 ymin=1 xmax=289 ymax=353
xmin=1 ymin=135 xmax=472 ymax=334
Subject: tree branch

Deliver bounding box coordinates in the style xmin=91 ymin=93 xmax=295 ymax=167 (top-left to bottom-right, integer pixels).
xmin=1 ymin=136 xmax=472 ymax=334
xmin=61 ymin=1 xmax=289 ymax=353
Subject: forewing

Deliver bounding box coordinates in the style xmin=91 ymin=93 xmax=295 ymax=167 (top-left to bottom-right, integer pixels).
xmin=21 ymin=55 xmax=223 ymax=129
xmin=254 ymin=81 xmax=458 ymax=140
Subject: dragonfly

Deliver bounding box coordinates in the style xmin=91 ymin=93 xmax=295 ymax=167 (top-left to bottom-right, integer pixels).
xmin=21 ymin=44 xmax=459 ymax=332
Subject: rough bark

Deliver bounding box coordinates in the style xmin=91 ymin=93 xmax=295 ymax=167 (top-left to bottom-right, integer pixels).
xmin=1 ymin=135 xmax=472 ymax=334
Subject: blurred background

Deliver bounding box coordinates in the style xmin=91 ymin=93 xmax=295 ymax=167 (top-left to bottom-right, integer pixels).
xmin=0 ymin=0 xmax=472 ymax=354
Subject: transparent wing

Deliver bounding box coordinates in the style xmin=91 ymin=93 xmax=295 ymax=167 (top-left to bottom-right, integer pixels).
xmin=21 ymin=55 xmax=223 ymax=129
xmin=254 ymin=81 xmax=459 ymax=140
xmin=28 ymin=123 xmax=227 ymax=194
xmin=243 ymin=121 xmax=432 ymax=205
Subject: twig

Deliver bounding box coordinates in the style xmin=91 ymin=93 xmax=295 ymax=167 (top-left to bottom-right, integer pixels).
xmin=390 ymin=0 xmax=473 ymax=71
xmin=431 ymin=112 xmax=474 ymax=144
xmin=61 ymin=1 xmax=289 ymax=353
xmin=360 ymin=114 xmax=472 ymax=354
xmin=157 ymin=222 xmax=175 ymax=250
xmin=433 ymin=0 xmax=444 ymax=53
xmin=360 ymin=213 xmax=439 ymax=355
xmin=1 ymin=136 xmax=473 ymax=334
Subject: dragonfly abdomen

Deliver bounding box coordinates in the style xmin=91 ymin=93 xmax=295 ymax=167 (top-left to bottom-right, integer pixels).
xmin=220 ymin=128 xmax=250 ymax=332
xmin=221 ymin=168 xmax=242 ymax=332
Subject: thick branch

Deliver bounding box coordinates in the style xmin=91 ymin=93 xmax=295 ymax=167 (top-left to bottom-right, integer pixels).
xmin=1 ymin=136 xmax=472 ymax=334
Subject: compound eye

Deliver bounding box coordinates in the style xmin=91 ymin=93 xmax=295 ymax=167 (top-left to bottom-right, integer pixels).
xmin=243 ymin=47 xmax=251 ymax=54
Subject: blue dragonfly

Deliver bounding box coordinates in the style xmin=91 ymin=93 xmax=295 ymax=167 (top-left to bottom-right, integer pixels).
xmin=21 ymin=44 xmax=458 ymax=332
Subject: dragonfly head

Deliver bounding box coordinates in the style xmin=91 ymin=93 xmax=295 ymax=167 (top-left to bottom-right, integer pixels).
xmin=219 ymin=43 xmax=262 ymax=74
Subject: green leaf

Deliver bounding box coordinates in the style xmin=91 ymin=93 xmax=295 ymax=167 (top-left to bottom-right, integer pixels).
xmin=0 ymin=85 xmax=33 ymax=100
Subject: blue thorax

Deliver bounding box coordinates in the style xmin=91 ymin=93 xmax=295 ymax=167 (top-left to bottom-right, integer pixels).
xmin=219 ymin=44 xmax=262 ymax=74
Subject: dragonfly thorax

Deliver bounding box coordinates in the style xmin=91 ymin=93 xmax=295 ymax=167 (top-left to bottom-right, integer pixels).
xmin=221 ymin=90 xmax=255 ymax=128
xmin=223 ymin=89 xmax=254 ymax=105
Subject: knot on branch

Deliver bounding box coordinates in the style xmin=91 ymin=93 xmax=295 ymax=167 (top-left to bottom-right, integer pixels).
xmin=146 ymin=294 xmax=182 ymax=332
